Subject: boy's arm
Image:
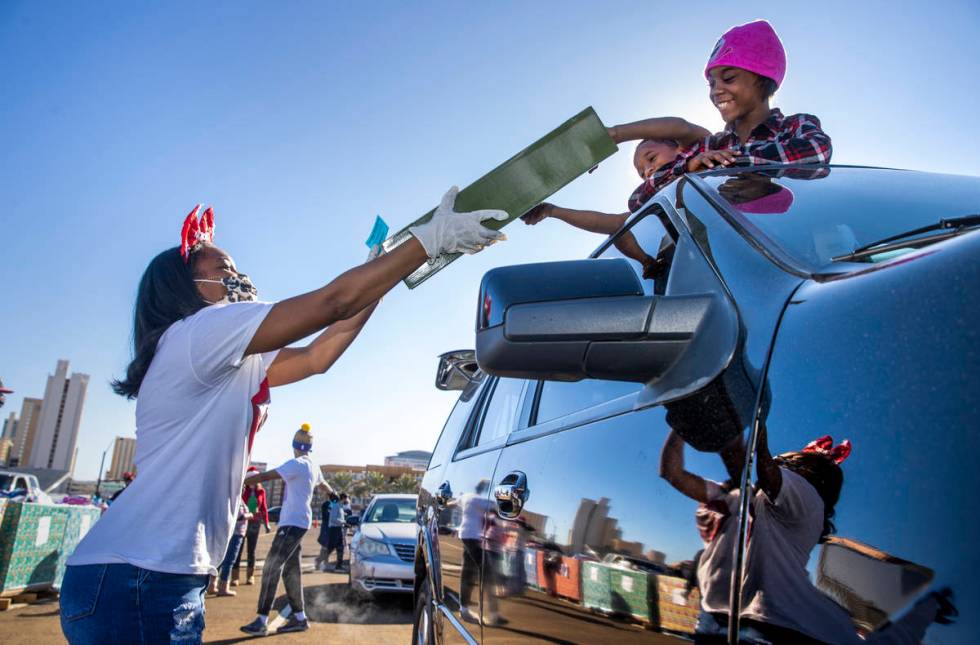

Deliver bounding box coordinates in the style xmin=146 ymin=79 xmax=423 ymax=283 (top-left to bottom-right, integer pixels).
xmin=659 ymin=430 xmax=710 ymax=503
xmin=609 ymin=117 xmax=712 ymax=146
xmin=740 ymin=114 xmax=832 ymax=166
xmin=244 ymin=469 xmax=281 ymax=487
xmin=522 ymin=203 xmax=629 ymax=235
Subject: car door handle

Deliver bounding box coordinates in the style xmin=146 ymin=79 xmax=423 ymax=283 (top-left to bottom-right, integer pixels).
xmin=494 ymin=471 xmax=529 ymax=519
xmin=435 ymin=481 xmax=453 ymax=507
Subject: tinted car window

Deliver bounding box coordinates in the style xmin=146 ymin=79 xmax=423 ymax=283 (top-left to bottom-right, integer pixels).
xmin=475 ymin=378 xmax=525 ymax=447
xmin=535 ymin=379 xmax=641 ymax=425
xmin=701 ymin=167 xmax=980 ymax=269
xmin=426 ymin=380 xmax=484 ymax=469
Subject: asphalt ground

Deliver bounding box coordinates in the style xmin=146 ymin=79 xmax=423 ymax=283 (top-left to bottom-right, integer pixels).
xmin=0 ymin=527 xmax=413 ymax=644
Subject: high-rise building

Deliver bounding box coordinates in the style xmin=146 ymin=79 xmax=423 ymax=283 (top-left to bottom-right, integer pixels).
xmin=0 ymin=438 xmax=13 ymax=465
xmin=107 ymin=436 xmax=137 ymax=480
xmin=27 ymin=360 xmax=89 ymax=473
xmin=10 ymin=398 xmax=42 ymax=467
xmin=2 ymin=412 xmax=16 ymax=440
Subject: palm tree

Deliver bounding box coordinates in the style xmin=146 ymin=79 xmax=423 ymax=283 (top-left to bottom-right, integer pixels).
xmin=361 ymin=471 xmax=388 ymax=499
xmin=389 ymin=473 xmax=420 ymax=494
xmin=326 ymin=471 xmax=354 ymax=496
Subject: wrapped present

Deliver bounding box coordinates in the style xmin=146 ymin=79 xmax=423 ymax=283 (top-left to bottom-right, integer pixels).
xmin=0 ymin=502 xmax=69 ymax=593
xmin=655 ymin=575 xmax=700 ymax=635
xmin=582 ymin=560 xmax=612 ymax=614
xmin=384 ymin=107 xmax=618 ymax=288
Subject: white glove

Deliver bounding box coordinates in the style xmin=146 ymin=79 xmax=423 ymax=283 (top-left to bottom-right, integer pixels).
xmin=409 ymin=186 xmax=509 ymax=259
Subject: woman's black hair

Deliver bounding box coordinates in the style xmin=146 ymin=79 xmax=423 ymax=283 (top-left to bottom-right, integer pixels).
xmin=774 ymin=451 xmax=843 ymax=541
xmin=756 ymin=75 xmax=778 ymax=100
xmin=112 ymin=247 xmax=208 ymax=399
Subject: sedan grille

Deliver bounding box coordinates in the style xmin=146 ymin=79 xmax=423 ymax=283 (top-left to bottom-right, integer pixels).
xmin=392 ymin=543 xmax=415 ymax=562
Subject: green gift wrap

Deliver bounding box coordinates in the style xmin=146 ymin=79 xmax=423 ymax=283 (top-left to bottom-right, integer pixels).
xmin=0 ymin=502 xmax=69 ymax=593
xmin=607 ymin=567 xmax=655 ymax=623
xmin=54 ymin=505 xmax=102 ymax=588
xmin=582 ymin=560 xmax=613 ymax=614
xmin=383 ymin=107 xmax=618 ymax=288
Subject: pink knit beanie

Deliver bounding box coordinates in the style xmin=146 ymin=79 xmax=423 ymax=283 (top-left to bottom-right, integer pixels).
xmin=705 ymin=20 xmax=786 ymax=88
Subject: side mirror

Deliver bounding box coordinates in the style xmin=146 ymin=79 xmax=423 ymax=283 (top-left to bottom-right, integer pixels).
xmin=346 ymin=515 xmax=360 ymax=527
xmin=475 ymin=259 xmax=737 ymax=386
xmin=435 ymin=350 xmax=481 ymax=391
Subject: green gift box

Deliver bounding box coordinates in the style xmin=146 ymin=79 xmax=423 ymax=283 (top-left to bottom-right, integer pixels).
xmin=383 ymin=107 xmax=618 ymax=288
xmin=0 ymin=502 xmax=69 ymax=593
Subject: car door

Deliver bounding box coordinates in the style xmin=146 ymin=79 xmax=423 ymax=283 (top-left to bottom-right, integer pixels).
xmin=425 ymin=375 xmax=532 ymax=644
xmin=480 ymin=207 xmax=750 ymax=644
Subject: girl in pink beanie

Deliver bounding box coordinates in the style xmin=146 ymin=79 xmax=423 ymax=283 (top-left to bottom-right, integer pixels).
xmin=614 ymin=19 xmax=833 ymax=212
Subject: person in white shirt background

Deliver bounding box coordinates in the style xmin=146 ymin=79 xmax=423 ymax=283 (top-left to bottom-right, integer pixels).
xmin=239 ymin=424 xmax=329 ymax=634
xmin=59 ymin=189 xmax=507 ymax=645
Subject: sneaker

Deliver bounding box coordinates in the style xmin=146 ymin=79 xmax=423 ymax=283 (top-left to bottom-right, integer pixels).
xmin=246 ymin=576 xmax=255 ymax=585
xmin=460 ymin=607 xmax=480 ymax=624
xmin=239 ymin=617 xmax=268 ymax=636
xmin=484 ymin=614 xmax=509 ymax=627
xmin=276 ymin=615 xmax=310 ymax=633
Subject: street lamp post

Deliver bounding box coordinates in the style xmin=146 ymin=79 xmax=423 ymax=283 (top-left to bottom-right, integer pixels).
xmin=93 ymin=438 xmax=115 ymax=500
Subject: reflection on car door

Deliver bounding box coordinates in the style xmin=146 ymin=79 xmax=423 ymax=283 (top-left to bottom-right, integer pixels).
xmin=482 ymin=379 xmax=735 ymax=644
xmin=433 ymin=377 xmax=530 ymax=644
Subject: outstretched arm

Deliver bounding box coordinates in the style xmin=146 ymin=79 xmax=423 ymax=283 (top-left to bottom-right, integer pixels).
xmin=522 ymin=203 xmax=629 ymax=235
xmin=660 ymin=430 xmax=710 ymax=503
xmin=609 ymin=117 xmax=712 ymax=147
xmin=245 ymin=470 xmax=281 ymax=487
xmin=755 ymin=421 xmax=782 ymax=501
xmin=246 ymin=187 xmax=508 ymax=358
xmin=246 ymin=240 xmax=427 ymax=357
xmin=266 ymin=299 xmax=380 ymax=387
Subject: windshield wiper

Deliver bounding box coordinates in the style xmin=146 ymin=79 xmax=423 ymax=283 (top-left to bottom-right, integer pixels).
xmin=832 ymin=214 xmax=980 ymax=262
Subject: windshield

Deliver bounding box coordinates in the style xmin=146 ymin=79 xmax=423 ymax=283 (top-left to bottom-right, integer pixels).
xmin=700 ymin=167 xmax=980 ymax=271
xmin=364 ymin=498 xmax=416 ymax=523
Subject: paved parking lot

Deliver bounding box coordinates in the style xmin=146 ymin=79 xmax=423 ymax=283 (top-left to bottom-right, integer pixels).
xmin=0 ymin=528 xmax=413 ymax=644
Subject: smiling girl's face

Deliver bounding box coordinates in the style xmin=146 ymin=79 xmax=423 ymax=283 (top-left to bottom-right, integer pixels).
xmin=708 ymin=66 xmax=769 ymax=124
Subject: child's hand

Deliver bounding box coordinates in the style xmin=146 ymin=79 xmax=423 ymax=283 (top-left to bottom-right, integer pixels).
xmin=687 ymin=150 xmax=740 ymax=172
xmin=521 ymin=203 xmax=554 ymax=225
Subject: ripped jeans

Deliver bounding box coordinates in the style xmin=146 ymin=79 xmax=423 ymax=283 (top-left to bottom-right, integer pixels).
xmin=60 ymin=563 xmax=208 ymax=644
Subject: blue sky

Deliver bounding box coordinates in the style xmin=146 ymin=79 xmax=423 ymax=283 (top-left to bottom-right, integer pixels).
xmin=2 ymin=1 xmax=978 ymax=479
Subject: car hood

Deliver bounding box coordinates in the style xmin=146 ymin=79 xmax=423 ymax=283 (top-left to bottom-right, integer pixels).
xmin=359 ymin=522 xmax=415 ymax=543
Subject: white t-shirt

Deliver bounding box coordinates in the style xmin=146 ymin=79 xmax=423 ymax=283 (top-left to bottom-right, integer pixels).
xmin=276 ymin=454 xmax=324 ymax=530
xmin=457 ymin=492 xmax=491 ymax=541
xmin=740 ymin=467 xmax=862 ymax=644
xmin=69 ymin=302 xmax=276 ymax=575
xmin=696 ymin=481 xmax=739 ymax=616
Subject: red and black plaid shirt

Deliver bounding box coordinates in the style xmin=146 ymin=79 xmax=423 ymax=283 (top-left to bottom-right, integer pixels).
xmin=627 ymin=109 xmax=832 ymax=212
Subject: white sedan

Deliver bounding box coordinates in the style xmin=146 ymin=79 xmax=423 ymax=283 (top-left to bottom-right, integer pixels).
xmin=349 ymin=494 xmax=417 ymax=595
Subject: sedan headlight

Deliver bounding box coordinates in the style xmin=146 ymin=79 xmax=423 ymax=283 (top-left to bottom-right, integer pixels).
xmin=357 ymin=537 xmax=392 ymax=558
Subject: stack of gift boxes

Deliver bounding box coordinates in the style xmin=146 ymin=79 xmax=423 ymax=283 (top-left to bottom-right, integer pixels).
xmin=0 ymin=501 xmax=101 ymax=594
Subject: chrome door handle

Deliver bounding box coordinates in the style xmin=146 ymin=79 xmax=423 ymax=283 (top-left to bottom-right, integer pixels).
xmin=435 ymin=481 xmax=452 ymax=507
xmin=494 ymin=471 xmax=529 ymax=519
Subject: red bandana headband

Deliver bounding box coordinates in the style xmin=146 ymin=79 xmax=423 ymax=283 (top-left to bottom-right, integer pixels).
xmin=179 ymin=204 xmax=215 ymax=262
xmin=802 ymin=435 xmax=852 ymax=464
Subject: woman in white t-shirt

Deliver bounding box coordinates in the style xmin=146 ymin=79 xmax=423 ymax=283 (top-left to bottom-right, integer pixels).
xmin=660 ymin=427 xmax=953 ymax=644
xmin=59 ymin=189 xmax=506 ymax=644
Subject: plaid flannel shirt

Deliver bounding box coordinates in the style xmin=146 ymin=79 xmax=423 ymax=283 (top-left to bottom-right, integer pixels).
xmin=627 ymin=109 xmax=832 ymax=212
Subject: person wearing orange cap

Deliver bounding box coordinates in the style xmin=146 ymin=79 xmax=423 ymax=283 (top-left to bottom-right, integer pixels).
xmin=239 ymin=423 xmax=330 ymax=635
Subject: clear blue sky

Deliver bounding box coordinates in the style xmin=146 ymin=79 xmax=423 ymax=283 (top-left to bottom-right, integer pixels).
xmin=2 ymin=1 xmax=978 ymax=479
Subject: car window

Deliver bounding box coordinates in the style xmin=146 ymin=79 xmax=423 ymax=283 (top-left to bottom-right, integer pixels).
xmin=474 ymin=377 xmax=526 ymax=447
xmin=427 ymin=379 xmax=485 ymax=470
xmin=534 ymin=379 xmax=642 ymax=425
xmin=363 ymin=498 xmax=416 ymax=523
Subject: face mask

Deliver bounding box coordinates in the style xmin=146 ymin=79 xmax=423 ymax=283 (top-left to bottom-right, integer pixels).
xmin=194 ymin=272 xmax=258 ymax=304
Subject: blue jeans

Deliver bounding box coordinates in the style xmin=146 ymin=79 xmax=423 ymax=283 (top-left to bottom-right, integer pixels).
xmin=60 ymin=563 xmax=208 ymax=644
xmin=218 ymin=534 xmax=245 ymax=582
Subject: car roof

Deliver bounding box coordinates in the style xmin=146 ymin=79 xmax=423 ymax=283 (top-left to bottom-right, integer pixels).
xmin=369 ymin=494 xmax=417 ymax=500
